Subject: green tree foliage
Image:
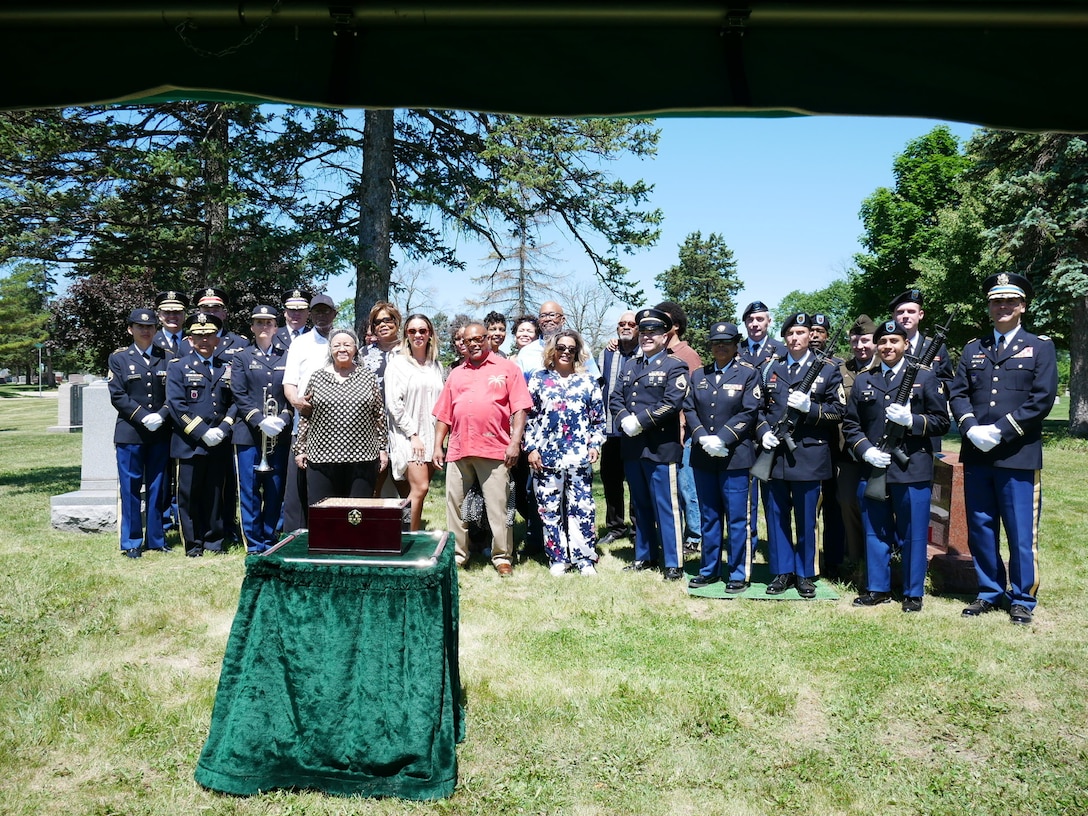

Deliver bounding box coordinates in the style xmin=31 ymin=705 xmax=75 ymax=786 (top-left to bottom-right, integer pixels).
xmin=774 ymin=276 xmax=856 ymax=357
xmin=1 ymin=105 xmax=333 ymax=370
xmin=959 ymin=131 xmax=1088 ymax=434
xmin=0 ymin=263 xmax=50 ymax=381
xmin=279 ymin=109 xmax=662 ymax=327
xmin=854 ymin=125 xmax=971 ymax=317
xmin=655 ymin=231 xmax=742 ymax=350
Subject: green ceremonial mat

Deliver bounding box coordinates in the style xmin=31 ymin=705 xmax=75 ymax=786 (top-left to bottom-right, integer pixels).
xmin=686 ymin=561 xmax=839 ymax=601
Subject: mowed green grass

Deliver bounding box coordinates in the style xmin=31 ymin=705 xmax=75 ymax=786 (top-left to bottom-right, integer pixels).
xmin=1 ymin=395 xmax=1087 ymax=816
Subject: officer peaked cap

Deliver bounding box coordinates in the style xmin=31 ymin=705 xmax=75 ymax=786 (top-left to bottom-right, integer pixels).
xmin=983 ymin=272 xmax=1033 ymax=302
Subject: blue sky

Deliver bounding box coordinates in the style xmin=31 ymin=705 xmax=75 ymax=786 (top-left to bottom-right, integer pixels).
xmin=327 ymin=115 xmax=978 ymax=321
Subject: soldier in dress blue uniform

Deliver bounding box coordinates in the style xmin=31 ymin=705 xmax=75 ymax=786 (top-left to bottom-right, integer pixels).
xmin=844 ymin=320 xmax=949 ymax=612
xmin=166 ymin=313 xmax=237 ymax=557
xmin=739 ymin=300 xmax=787 ymax=563
xmin=151 ymin=289 xmax=190 ymax=533
xmin=683 ymin=321 xmax=761 ymax=592
xmin=194 ymin=287 xmax=247 ymax=543
xmin=275 ymin=288 xmax=312 ymax=348
xmin=107 ymin=308 xmax=173 ymax=557
xmin=152 ymin=290 xmax=191 ymax=358
xmin=756 ymin=312 xmax=845 ymax=598
xmin=230 ymin=305 xmax=294 ymax=553
xmin=195 ymin=287 xmax=249 ymax=356
xmin=609 ymin=307 xmax=690 ymax=580
xmin=948 ymin=272 xmax=1057 ymax=625
xmin=889 ymin=289 xmax=953 ymax=385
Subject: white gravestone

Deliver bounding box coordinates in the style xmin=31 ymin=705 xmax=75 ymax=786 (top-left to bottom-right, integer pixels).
xmin=50 ymin=380 xmax=119 ymax=533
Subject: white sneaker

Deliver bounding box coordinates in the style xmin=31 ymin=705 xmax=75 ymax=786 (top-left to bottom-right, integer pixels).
xmin=578 ymin=562 xmax=598 ymax=576
xmin=550 ymin=562 xmax=569 ymax=576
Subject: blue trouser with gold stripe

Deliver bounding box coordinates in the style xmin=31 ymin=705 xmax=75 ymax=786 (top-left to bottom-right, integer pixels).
xmin=766 ymin=479 xmax=821 ymax=579
xmin=624 ymin=459 xmax=683 ymax=568
xmin=859 ymin=480 xmax=931 ymax=597
xmin=693 ymin=467 xmax=751 ymax=582
xmin=964 ymin=464 xmax=1041 ymax=610
xmin=116 ymin=441 xmax=169 ymax=552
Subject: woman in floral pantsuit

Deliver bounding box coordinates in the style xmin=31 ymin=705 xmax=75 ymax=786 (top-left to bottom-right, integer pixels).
xmin=524 ymin=330 xmax=606 ymax=575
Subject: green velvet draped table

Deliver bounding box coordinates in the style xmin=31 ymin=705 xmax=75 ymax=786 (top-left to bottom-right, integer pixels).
xmin=194 ymin=531 xmax=463 ymax=800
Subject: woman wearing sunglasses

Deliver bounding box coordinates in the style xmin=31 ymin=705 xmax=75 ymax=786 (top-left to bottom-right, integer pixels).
xmin=523 ymin=329 xmax=606 ymax=575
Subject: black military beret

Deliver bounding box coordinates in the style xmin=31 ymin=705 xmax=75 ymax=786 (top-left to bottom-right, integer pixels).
xmin=873 ymin=319 xmax=908 ymax=343
xmin=780 ymin=312 xmax=809 ymax=336
xmin=889 ymin=289 xmax=924 ymax=310
xmin=742 ymin=300 xmax=770 ymax=320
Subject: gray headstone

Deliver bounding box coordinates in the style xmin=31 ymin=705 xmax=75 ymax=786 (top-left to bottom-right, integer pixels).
xmin=50 ymin=380 xmax=119 ymax=533
xmin=48 ymin=382 xmax=83 ymax=433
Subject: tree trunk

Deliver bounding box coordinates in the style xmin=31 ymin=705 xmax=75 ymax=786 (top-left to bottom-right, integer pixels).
xmin=355 ymin=109 xmax=394 ymax=334
xmin=202 ymin=104 xmax=230 ymax=284
xmin=1069 ymin=295 xmax=1088 ymax=436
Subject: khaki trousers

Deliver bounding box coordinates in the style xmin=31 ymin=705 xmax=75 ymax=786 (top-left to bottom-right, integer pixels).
xmin=446 ymin=456 xmax=513 ymax=567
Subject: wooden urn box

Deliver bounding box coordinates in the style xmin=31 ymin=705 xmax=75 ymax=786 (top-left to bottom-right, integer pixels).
xmin=307 ymin=497 xmax=410 ymax=556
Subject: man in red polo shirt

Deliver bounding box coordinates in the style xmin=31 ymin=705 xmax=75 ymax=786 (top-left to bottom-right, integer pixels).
xmin=433 ymin=321 xmax=533 ymax=575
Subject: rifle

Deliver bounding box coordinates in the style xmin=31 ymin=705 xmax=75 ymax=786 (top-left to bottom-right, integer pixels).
xmin=864 ymin=307 xmax=958 ymax=501
xmin=751 ymin=321 xmax=846 ymax=483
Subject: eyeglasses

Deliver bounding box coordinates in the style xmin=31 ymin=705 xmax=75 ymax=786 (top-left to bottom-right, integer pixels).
xmin=617 ymin=321 xmax=637 ymax=328
xmin=463 ymin=335 xmax=486 ymax=345
xmin=555 ymin=344 xmax=577 ymax=354
xmin=373 ymin=316 xmax=397 ymax=325
xmin=538 ymin=312 xmax=563 ymax=320
xmin=406 ymin=328 xmax=429 ymax=335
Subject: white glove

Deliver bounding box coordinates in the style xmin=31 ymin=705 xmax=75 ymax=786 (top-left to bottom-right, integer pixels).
xmin=201 ymin=427 xmax=226 ymax=447
xmin=967 ymin=424 xmax=1001 ymax=452
xmin=863 ymin=447 xmax=892 ymax=468
xmin=787 ymin=390 xmax=811 ymax=413
xmin=620 ymin=415 xmax=643 ymax=437
xmin=141 ymin=413 xmax=164 ymax=431
xmin=699 ymin=435 xmax=725 ymax=454
xmin=259 ymin=416 xmax=286 ymax=436
xmin=886 ymin=403 xmax=912 ymax=427
xmin=760 ymin=431 xmax=780 ymax=450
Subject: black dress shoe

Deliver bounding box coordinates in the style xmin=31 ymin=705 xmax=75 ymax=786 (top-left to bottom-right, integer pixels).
xmin=725 ymin=580 xmax=749 ymax=594
xmin=852 ymin=591 xmax=892 ymax=607
xmin=599 ymin=531 xmax=623 ymax=545
xmin=688 ymin=575 xmax=719 ymax=588
xmin=122 ymin=548 xmax=142 ymax=559
xmin=1009 ymin=604 xmax=1033 ymax=625
xmin=902 ymin=596 xmax=923 ymax=613
xmin=185 ymin=547 xmax=204 ymax=558
xmin=962 ymin=598 xmax=997 ymax=617
xmin=683 ymin=538 xmax=701 ymax=554
xmin=766 ymin=573 xmax=795 ymax=595
xmin=796 ymin=576 xmax=817 ymax=599
xmin=623 ymin=560 xmax=658 ymax=572
xmin=663 ymin=567 xmax=684 ymax=581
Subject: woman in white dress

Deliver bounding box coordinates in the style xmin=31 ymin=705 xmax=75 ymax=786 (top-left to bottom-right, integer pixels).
xmin=384 ymin=314 xmax=445 ymax=530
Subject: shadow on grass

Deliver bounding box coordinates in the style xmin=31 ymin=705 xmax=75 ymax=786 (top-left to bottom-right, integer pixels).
xmin=0 ymin=465 xmax=80 ymax=496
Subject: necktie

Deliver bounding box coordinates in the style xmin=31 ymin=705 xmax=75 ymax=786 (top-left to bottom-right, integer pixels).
xmin=997 ymin=334 xmax=1006 ymax=349
xmin=789 ymin=361 xmax=799 ymax=377
xmin=170 ymin=334 xmax=179 ymax=352
xmin=752 ymin=343 xmax=760 ymax=358
xmin=143 ymin=353 xmax=151 ymax=365
xmin=884 ymin=368 xmax=894 ymax=383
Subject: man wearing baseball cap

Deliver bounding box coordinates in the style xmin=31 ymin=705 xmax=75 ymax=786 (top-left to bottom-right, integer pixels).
xmin=280 ymin=293 xmax=339 ymax=531
xmin=108 ymin=307 xmax=173 ymax=557
xmin=949 ymin=272 xmax=1057 ymax=625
